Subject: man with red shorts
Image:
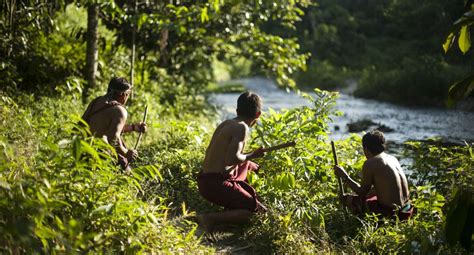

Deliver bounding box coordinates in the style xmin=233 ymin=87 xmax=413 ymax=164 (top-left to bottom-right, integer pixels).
xmin=334 ymin=130 xmax=415 ymax=220
xmin=197 ymin=91 xmax=266 ymax=231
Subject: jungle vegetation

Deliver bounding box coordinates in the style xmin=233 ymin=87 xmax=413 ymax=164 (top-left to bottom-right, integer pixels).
xmin=1 ymin=0 xmax=473 ymax=253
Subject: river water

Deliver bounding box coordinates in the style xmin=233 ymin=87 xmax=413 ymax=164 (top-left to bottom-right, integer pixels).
xmin=210 ymin=77 xmax=474 ymax=144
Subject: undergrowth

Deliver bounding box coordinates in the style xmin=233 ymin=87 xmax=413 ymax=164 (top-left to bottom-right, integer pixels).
xmin=1 ymin=88 xmax=472 ymax=253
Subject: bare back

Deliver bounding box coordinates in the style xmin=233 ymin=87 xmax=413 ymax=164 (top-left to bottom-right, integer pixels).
xmin=82 ymin=96 xmax=127 ymax=147
xmin=361 ymin=153 xmax=409 ymax=208
xmin=202 ymin=119 xmax=248 ymax=173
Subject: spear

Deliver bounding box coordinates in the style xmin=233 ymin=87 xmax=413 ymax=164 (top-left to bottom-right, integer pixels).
xmin=262 ymin=141 xmax=296 ymax=153
xmin=134 ymin=105 xmax=148 ymax=150
xmin=331 ymin=141 xmax=345 ymax=196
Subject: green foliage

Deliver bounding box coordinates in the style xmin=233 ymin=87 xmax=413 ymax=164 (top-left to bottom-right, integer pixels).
xmin=206 ymin=82 xmax=246 ymax=94
xmin=296 ymin=60 xmax=349 ymax=90
xmin=445 ymin=188 xmax=474 ymax=250
xmin=443 ymin=3 xmax=474 ymax=106
xmin=231 ymin=90 xmax=472 ymax=253
xmin=355 ymin=56 xmax=466 ymax=106
xmin=239 ymin=90 xmax=360 ymax=252
xmin=2 ymin=1 xmax=474 ymax=251
xmin=2 ymin=84 xmax=473 ymax=253
xmin=404 ymin=139 xmax=474 ymax=251
xmin=0 ymin=93 xmax=214 ymax=253
xmin=282 ymin=0 xmax=474 ymax=106
xmin=0 ymin=3 xmax=127 ymax=96
xmin=95 ymin=0 xmax=310 ymax=97
xmin=404 ymin=140 xmax=473 ymax=196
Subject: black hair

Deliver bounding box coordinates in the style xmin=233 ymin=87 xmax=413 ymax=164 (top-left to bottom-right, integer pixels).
xmin=362 ymin=130 xmax=386 ymax=155
xmin=236 ymin=91 xmax=262 ymax=119
xmin=107 ymin=77 xmax=132 ymax=95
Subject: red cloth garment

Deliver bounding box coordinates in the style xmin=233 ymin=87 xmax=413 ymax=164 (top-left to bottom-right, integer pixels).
xmin=197 ymin=161 xmax=265 ymax=212
xmin=345 ymin=194 xmax=416 ymax=220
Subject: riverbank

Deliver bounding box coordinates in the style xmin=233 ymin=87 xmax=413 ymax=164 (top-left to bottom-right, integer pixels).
xmin=212 ymin=77 xmax=474 ymax=144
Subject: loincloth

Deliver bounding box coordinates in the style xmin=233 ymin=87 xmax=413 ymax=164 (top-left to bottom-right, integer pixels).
xmin=345 ymin=194 xmax=416 ymax=220
xmin=197 ymin=161 xmax=265 ymax=212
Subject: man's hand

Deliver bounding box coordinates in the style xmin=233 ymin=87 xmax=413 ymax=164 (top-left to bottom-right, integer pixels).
xmin=333 ymin=165 xmax=347 ymax=179
xmin=249 ymin=147 xmax=265 ymax=159
xmin=126 ymin=149 xmax=138 ymax=161
xmin=134 ymin=122 xmax=147 ymax=133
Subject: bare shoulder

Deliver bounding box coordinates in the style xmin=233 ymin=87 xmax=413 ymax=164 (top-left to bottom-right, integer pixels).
xmin=109 ymin=104 xmax=128 ymax=120
xmin=219 ymin=119 xmax=248 ymax=138
xmin=231 ymin=120 xmax=248 ymax=135
xmin=363 ymin=156 xmax=383 ymax=172
xmin=379 ymin=152 xmax=400 ymax=165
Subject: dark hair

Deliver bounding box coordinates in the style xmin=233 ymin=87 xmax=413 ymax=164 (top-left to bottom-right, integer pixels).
xmin=362 ymin=130 xmax=386 ymax=155
xmin=107 ymin=77 xmax=132 ymax=95
xmin=236 ymin=91 xmax=262 ymax=119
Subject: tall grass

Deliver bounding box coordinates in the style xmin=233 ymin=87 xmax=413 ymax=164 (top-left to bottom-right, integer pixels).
xmin=1 ymin=89 xmax=472 ymax=253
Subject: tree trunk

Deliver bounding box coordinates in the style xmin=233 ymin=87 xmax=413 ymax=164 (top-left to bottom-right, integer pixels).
xmin=83 ymin=4 xmax=99 ymax=102
xmin=129 ymin=0 xmax=137 ymax=101
xmin=130 ymin=22 xmax=136 ymax=87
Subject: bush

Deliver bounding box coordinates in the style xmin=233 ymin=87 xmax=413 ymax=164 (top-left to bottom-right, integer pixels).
xmin=296 ymin=60 xmax=349 ymax=90
xmin=0 ymin=93 xmax=214 ymax=253
xmin=355 ymin=56 xmax=470 ymax=106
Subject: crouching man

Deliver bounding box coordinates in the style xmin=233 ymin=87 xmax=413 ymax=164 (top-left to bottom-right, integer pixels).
xmin=197 ymin=91 xmax=266 ymax=231
xmin=82 ymin=77 xmax=147 ymax=171
xmin=334 ymin=130 xmax=416 ymax=220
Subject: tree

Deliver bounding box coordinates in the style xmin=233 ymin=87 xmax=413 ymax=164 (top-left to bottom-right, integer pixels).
xmin=83 ymin=3 xmax=99 ymax=101
xmin=100 ymin=0 xmax=311 ymax=100
xmin=443 ymin=0 xmax=474 ymax=106
xmin=0 ymin=0 xmax=68 ymax=92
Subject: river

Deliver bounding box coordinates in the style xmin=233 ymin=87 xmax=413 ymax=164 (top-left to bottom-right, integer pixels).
xmin=210 ymin=77 xmax=474 ymax=144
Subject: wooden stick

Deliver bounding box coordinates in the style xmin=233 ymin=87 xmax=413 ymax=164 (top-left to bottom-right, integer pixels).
xmin=262 ymin=141 xmax=296 ymax=153
xmin=331 ymin=141 xmax=345 ymax=196
xmin=134 ymin=105 xmax=148 ymax=150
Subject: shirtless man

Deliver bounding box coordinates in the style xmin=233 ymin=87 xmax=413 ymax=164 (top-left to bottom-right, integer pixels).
xmin=333 ymin=130 xmax=415 ymax=219
xmin=82 ymin=77 xmax=147 ymax=171
xmin=197 ymin=91 xmax=266 ymax=231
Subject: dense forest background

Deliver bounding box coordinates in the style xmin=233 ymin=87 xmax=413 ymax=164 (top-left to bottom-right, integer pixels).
xmin=2 ymin=0 xmax=473 ymax=106
xmin=286 ymin=0 xmax=473 ymax=106
xmin=1 ymin=0 xmax=473 ymax=253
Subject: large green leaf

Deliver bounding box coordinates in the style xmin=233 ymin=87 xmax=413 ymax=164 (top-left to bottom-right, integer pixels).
xmin=458 ymin=25 xmax=471 ymax=54
xmin=443 ymin=32 xmax=455 ymax=53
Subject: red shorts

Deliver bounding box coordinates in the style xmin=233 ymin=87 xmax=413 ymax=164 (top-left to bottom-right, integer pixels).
xmin=344 ymin=194 xmax=416 ymax=220
xmin=197 ymin=161 xmax=265 ymax=212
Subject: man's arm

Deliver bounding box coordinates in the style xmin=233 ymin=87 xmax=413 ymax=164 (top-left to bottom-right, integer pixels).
xmin=122 ymin=122 xmax=147 ymax=133
xmin=334 ymin=164 xmax=373 ymax=197
xmin=107 ymin=106 xmax=128 ymax=156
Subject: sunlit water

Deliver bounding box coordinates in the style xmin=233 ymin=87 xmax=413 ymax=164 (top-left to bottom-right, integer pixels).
xmin=210 ymin=77 xmax=474 ymax=144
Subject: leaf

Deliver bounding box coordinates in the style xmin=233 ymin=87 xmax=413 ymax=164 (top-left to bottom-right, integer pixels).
xmin=445 ymin=189 xmax=471 ymax=246
xmin=200 ymin=7 xmax=209 ymax=23
xmin=288 ymin=173 xmax=296 ymax=188
xmin=137 ymin=14 xmax=148 ymax=30
xmin=213 ymin=0 xmax=220 ymax=12
xmin=92 ymin=203 xmax=114 ymax=215
xmin=443 ymin=32 xmax=455 ymax=53
xmin=447 ymin=74 xmax=474 ymax=107
xmin=458 ymin=25 xmax=471 ymax=54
